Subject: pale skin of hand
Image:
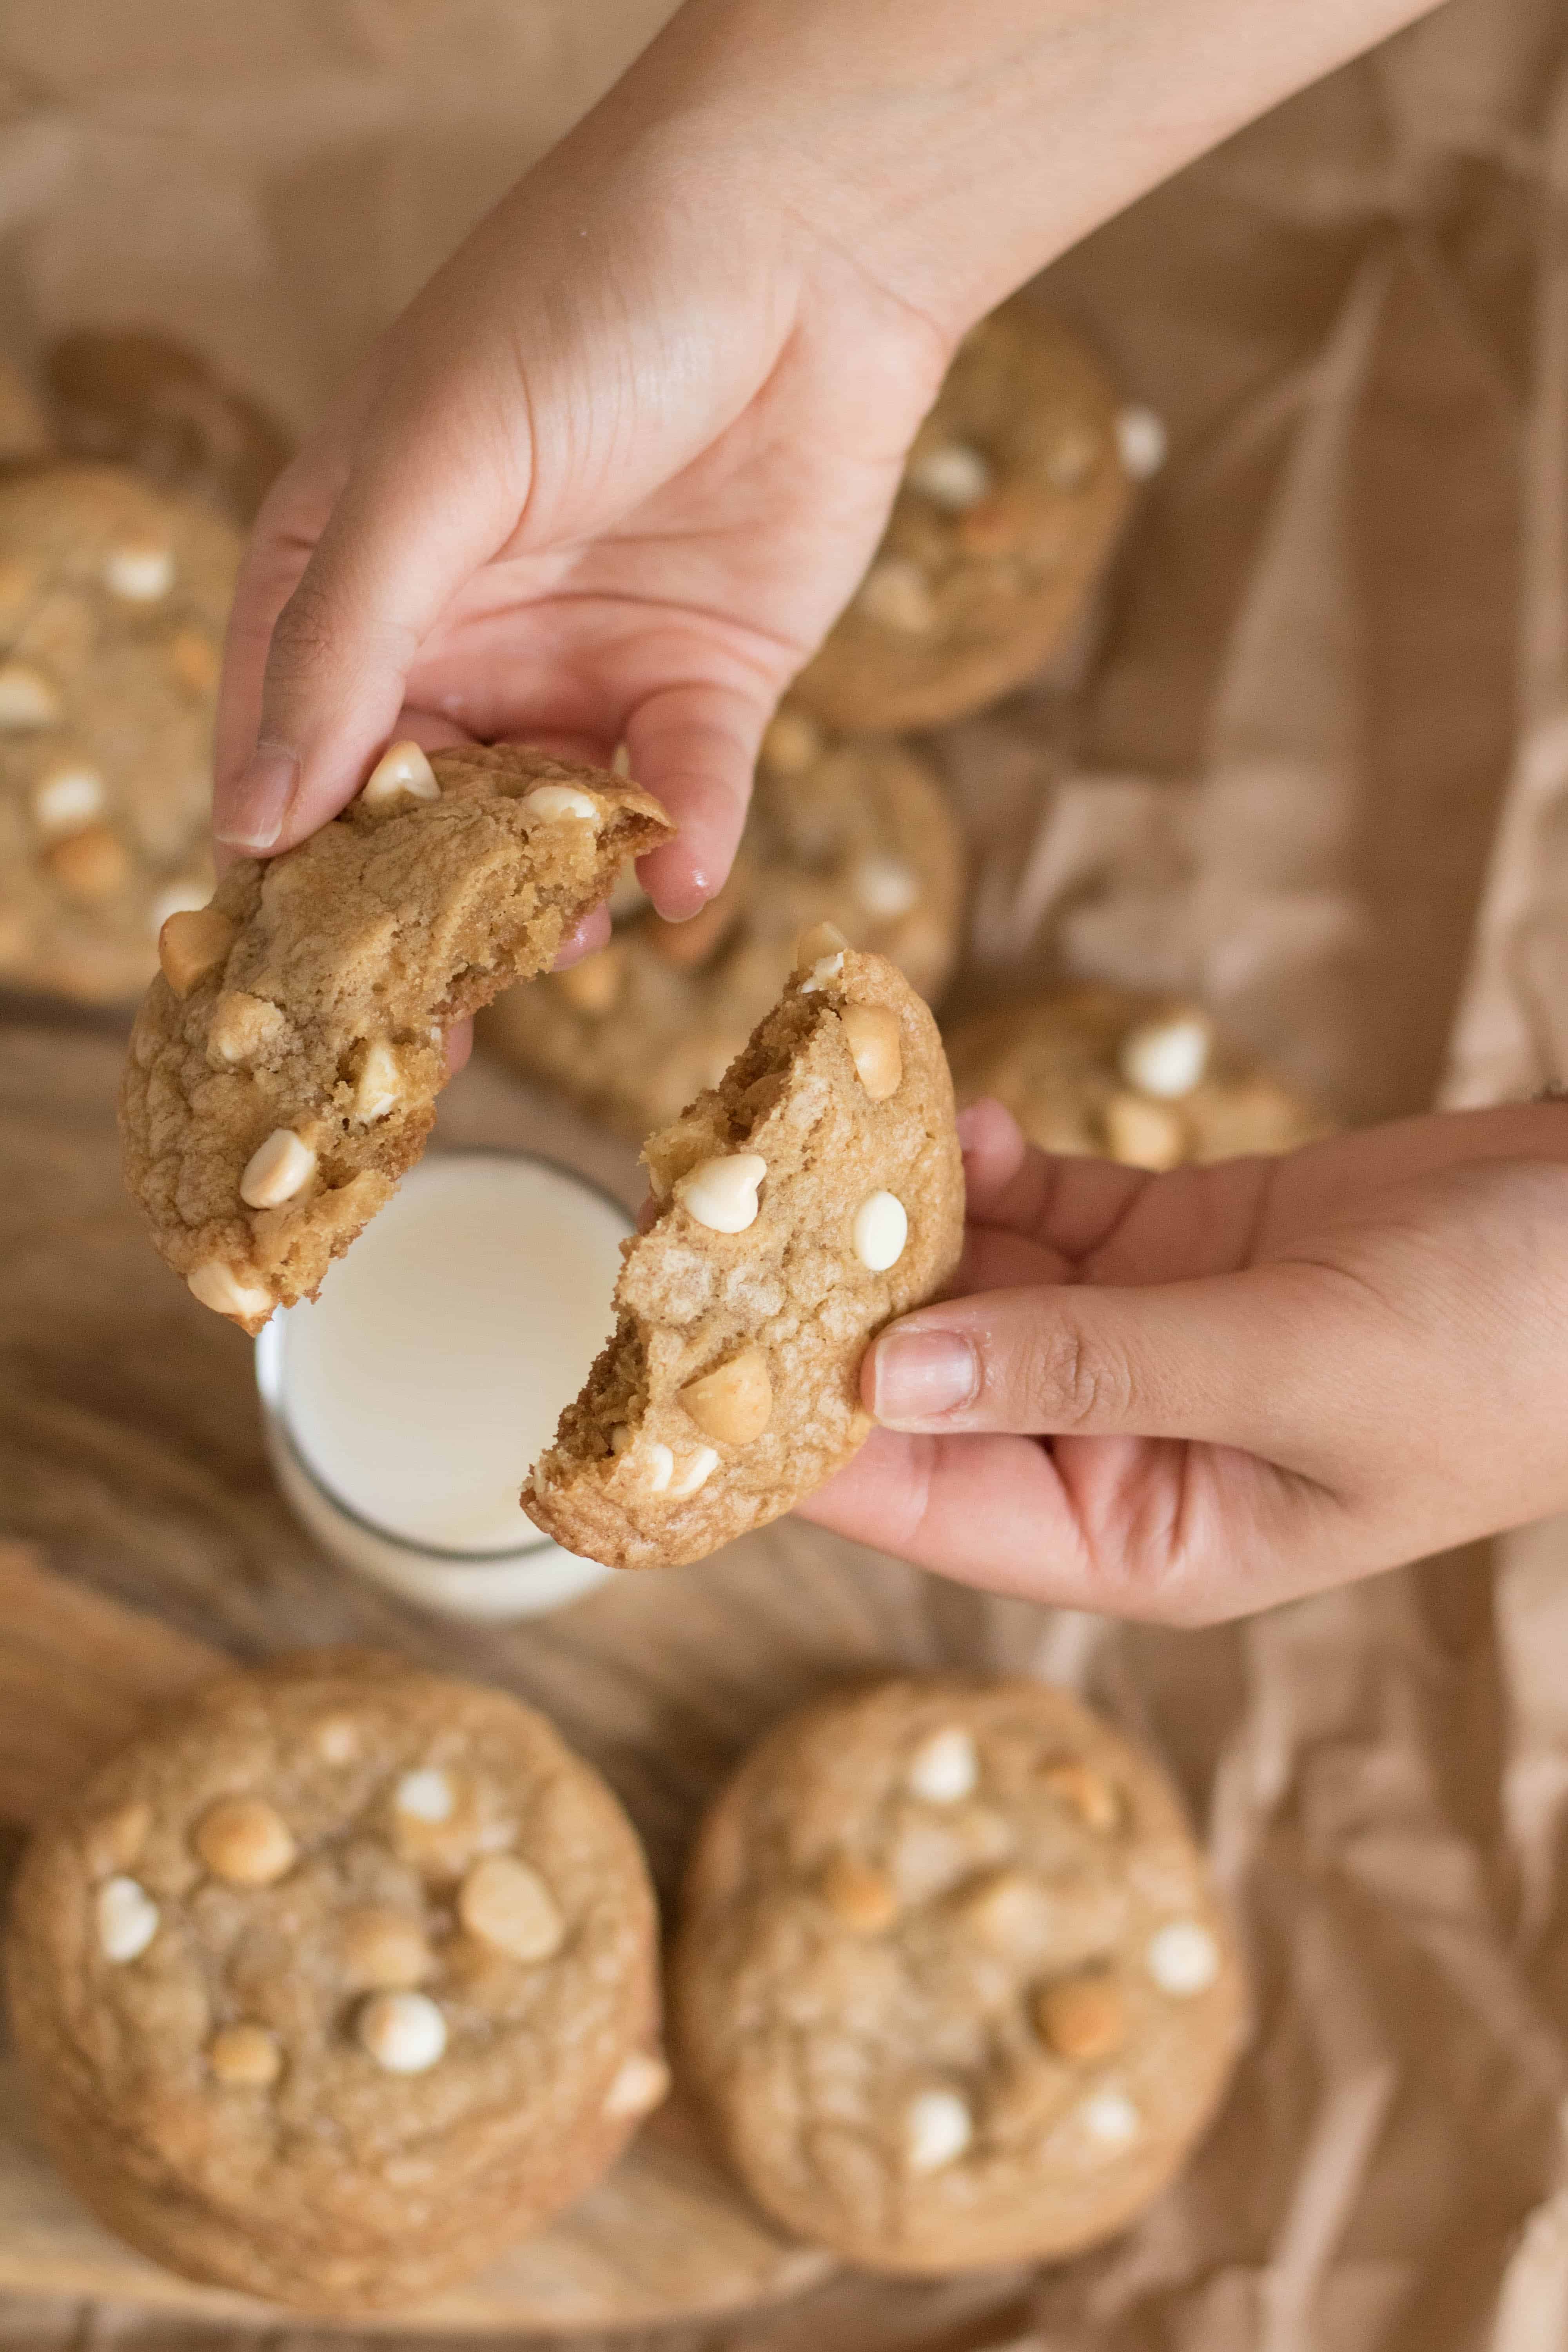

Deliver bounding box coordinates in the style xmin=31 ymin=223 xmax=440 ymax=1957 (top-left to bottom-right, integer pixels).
xmin=207 ymin=0 xmax=1493 ymax=1615
xmin=797 ymin=1099 xmax=1568 ymax=1623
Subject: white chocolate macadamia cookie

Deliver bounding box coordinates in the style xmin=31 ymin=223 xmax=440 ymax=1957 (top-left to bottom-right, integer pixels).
xmin=789 ymin=298 xmax=1135 ymax=733
xmin=0 ymin=462 xmax=241 ymax=1002
xmin=479 ymin=723 xmax=964 ymax=1138
xmin=3 ymin=1652 xmax=662 ymax=2312
xmin=524 ymin=941 xmax=964 ymax=1570
xmin=673 ymin=1676 xmax=1245 ymax=2273
xmin=120 ymin=744 xmax=672 ymax=1333
xmin=943 ymin=985 xmax=1325 ymax=1172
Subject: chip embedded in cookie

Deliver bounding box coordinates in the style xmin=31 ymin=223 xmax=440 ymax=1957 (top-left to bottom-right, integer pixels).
xmin=523 ymin=935 xmax=964 ymax=1570
xmin=119 ymin=744 xmax=672 ymax=1332
xmin=0 ymin=461 xmax=242 ymax=1002
xmin=789 ymin=298 xmax=1136 ymax=733
xmin=3 ymin=1651 xmax=663 ymax=2311
xmin=943 ymin=985 xmax=1326 ymax=1170
xmin=478 ymin=718 xmax=965 ymax=1138
xmin=673 ymin=1675 xmax=1246 ymax=2274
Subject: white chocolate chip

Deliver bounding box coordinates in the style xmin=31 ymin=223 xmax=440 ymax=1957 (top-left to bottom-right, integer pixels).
xmin=795 ymin=920 xmax=849 ymax=970
xmin=610 ymin=1426 xmax=675 ymax=1492
xmin=839 ymin=1003 xmax=903 ymax=1101
xmin=907 ymin=1726 xmax=978 ymax=1804
xmin=31 ymin=763 xmax=105 ymax=835
xmin=667 ymin=1445 xmax=719 ymax=1499
xmin=361 ymin=740 xmax=439 ymax=811
xmin=852 ymin=1190 xmax=907 ymax=1272
xmin=1115 ymin=403 xmax=1167 ymax=481
xmin=904 ymin=2087 xmax=973 ymax=2173
xmin=680 ymin=1348 xmax=773 ymax=1445
xmin=1118 ymin=1013 xmax=1210 ymax=1100
xmin=851 ymin=851 xmax=920 ymax=920
xmin=97 ymin=1876 xmax=159 ymax=1963
xmin=458 ymin=1854 xmax=564 ymax=1962
xmin=603 ymin=2049 xmax=672 ymax=2120
xmin=673 ymin=1152 xmax=766 ymax=1234
xmin=1146 ymin=1918 xmax=1221 ymax=1997
xmin=103 ymin=543 xmax=175 ymax=601
xmin=195 ymin=1796 xmax=296 ymax=1886
xmin=240 ymin=1127 xmax=317 ymax=1209
xmin=520 ymin=783 xmax=600 ymax=828
xmin=148 ymin=877 xmax=211 ymax=939
xmin=858 ymin=557 xmax=937 ymax=634
xmin=209 ymin=2022 xmax=283 ymax=2087
xmin=358 ymin=1989 xmax=447 ymax=2074
xmin=907 ymin=439 xmax=992 ymax=512
xmin=395 ymin=1768 xmax=454 ymax=1824
xmin=352 ymin=1040 xmax=402 ymax=1122
xmin=1081 ymin=2086 xmax=1141 ymax=2147
xmin=186 ymin=1260 xmax=272 ymax=1321
xmin=0 ymin=662 xmax=60 ymax=730
xmin=758 ymin=708 xmax=823 ymax=776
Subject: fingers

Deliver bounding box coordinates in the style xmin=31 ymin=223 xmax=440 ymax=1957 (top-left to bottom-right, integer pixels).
xmin=214 ymin=393 xmax=526 ymax=857
xmin=862 ymin=1261 xmax=1362 ymax=1474
xmin=622 ymin=680 xmax=767 ymax=918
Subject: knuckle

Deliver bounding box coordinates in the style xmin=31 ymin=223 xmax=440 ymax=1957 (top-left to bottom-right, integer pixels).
xmin=1009 ymin=1312 xmax=1135 ymax=1433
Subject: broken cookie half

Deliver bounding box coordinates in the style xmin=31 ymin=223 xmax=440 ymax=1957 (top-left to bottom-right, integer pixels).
xmin=523 ymin=928 xmax=965 ymax=1570
xmin=120 ymin=742 xmax=672 ymax=1332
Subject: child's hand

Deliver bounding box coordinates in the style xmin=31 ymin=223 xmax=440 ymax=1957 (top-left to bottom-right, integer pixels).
xmin=800 ymin=1097 xmax=1568 ymax=1621
xmin=211 ymin=0 xmax=1436 ymax=915
xmin=210 ymin=109 xmax=948 ymax=916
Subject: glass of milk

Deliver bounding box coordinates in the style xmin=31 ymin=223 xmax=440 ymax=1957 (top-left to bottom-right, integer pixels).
xmin=254 ymin=1151 xmax=630 ymax=1620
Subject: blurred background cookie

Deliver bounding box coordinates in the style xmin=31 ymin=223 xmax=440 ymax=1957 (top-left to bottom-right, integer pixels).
xmin=0 ymin=461 xmax=241 ymax=1005
xmin=0 ymin=357 xmax=53 ymax=466
xmin=479 ymin=719 xmax=965 ymax=1136
xmin=46 ymin=330 xmax=292 ymax=525
xmin=5 ymin=1651 xmax=664 ymax=2311
xmin=673 ymin=1676 xmax=1245 ymax=2274
xmin=789 ymin=297 xmax=1137 ymax=733
xmin=943 ymin=986 xmax=1324 ymax=1169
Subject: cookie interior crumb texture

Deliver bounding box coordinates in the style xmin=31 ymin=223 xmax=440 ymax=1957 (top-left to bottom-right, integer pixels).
xmin=3 ymin=1651 xmax=663 ymax=2312
xmin=477 ymin=722 xmax=965 ymax=1139
xmin=942 ymin=985 xmax=1326 ymax=1170
xmin=672 ymin=1675 xmax=1247 ymax=2274
xmin=523 ymin=944 xmax=964 ymax=1570
xmin=119 ymin=745 xmax=673 ymax=1333
xmin=789 ymin=297 xmax=1134 ymax=733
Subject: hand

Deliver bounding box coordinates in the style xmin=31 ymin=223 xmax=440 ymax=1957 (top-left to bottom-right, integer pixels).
xmin=211 ymin=0 xmax=1438 ymax=913
xmin=800 ymin=1097 xmax=1568 ymax=1623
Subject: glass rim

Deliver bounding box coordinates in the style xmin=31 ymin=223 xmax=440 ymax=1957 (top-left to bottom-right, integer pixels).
xmin=254 ymin=1145 xmax=634 ymax=1568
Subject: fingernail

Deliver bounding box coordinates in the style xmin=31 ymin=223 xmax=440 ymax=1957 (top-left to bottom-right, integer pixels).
xmin=215 ymin=746 xmax=299 ymax=851
xmin=869 ymin=1327 xmax=977 ymax=1425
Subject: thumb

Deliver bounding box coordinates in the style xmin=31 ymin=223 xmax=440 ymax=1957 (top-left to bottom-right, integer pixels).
xmin=214 ymin=405 xmax=522 ymax=855
xmin=863 ymin=1267 xmax=1371 ymax=1473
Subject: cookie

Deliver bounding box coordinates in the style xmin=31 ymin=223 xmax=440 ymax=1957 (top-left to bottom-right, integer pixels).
xmin=0 ymin=356 xmax=52 ymax=464
xmin=524 ymin=935 xmax=964 ymax=1570
xmin=0 ymin=461 xmax=242 ymax=1003
xmin=47 ymin=330 xmax=293 ymax=524
xmin=4 ymin=1651 xmax=663 ymax=2312
xmin=789 ymin=299 xmax=1134 ymax=733
xmin=944 ymin=987 xmax=1325 ymax=1170
xmin=120 ymin=744 xmax=671 ymax=1334
xmin=672 ymin=1675 xmax=1245 ymax=2274
xmin=479 ymin=721 xmax=964 ymax=1137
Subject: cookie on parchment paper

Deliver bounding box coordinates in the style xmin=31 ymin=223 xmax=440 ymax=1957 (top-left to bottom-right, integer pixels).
xmin=0 ymin=461 xmax=241 ymax=1003
xmin=524 ymin=936 xmax=964 ymax=1571
xmin=480 ymin=719 xmax=964 ymax=1138
xmin=5 ymin=1650 xmax=664 ymax=2311
xmin=120 ymin=743 xmax=671 ymax=1333
xmin=790 ymin=298 xmax=1140 ymax=734
xmin=673 ymin=1675 xmax=1246 ymax=2274
xmin=944 ymin=986 xmax=1325 ymax=1171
